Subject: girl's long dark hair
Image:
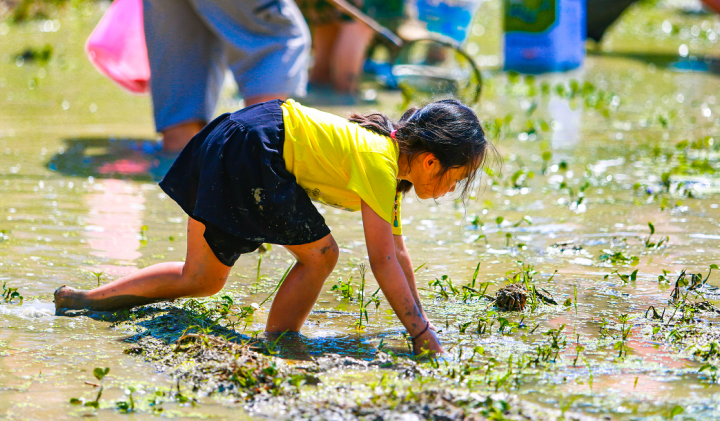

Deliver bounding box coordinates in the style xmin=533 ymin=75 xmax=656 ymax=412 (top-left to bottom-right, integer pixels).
xmin=348 ymin=99 xmax=496 ymax=198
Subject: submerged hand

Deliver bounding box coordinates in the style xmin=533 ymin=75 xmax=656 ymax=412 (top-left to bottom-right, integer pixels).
xmin=412 ymin=329 xmax=444 ymax=355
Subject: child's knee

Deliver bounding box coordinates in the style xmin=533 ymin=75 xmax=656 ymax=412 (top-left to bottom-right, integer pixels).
xmin=200 ymin=276 xmax=227 ymax=296
xmin=313 ymin=237 xmax=339 ymax=273
xmin=182 ymin=268 xmax=228 ymax=297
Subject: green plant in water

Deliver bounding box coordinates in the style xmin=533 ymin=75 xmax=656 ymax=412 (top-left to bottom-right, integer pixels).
xmin=657 ymin=269 xmax=671 ymax=283
xmin=429 ymin=274 xmax=460 ymax=300
xmin=699 ymin=362 xmax=720 ymax=384
xmin=488 ymin=355 xmax=515 ymax=393
xmin=644 ymin=222 xmax=669 ymax=249
xmin=599 ymin=251 xmax=639 ymax=266
xmin=2 ymin=282 xmax=23 ymax=304
xmin=115 ymin=386 xmax=135 ymax=413
xmin=614 ymin=314 xmax=632 ymax=359
xmin=705 ymin=264 xmax=719 ymax=285
xmin=354 ymin=264 xmax=380 ymax=331
xmin=598 ymin=317 xmax=610 ymax=339
xmin=558 ymin=179 xmax=590 ymax=210
xmin=138 ymin=225 xmax=148 ymax=247
xmin=256 ymin=262 xmax=292 ymax=306
xmin=262 ymin=330 xmax=288 ymax=355
xmin=540 ymin=151 xmax=553 ymax=174
xmin=666 ymin=405 xmax=684 ymax=419
xmin=255 ymin=244 xmax=271 ymax=294
xmin=581 ymin=356 xmax=594 ymax=391
xmin=461 ymin=262 xmax=492 ymax=302
xmin=509 ymin=167 xmax=534 ymax=189
xmin=532 ymin=325 xmax=566 ymax=364
xmin=331 ymin=276 xmax=354 ymax=300
xmin=147 ymin=390 xmax=164 ymax=413
xmin=475 ymin=312 xmax=496 ymax=335
xmin=574 ymin=284 xmax=578 ymax=313
xmin=480 ymin=396 xmax=511 ymax=421
xmin=611 ymin=269 xmax=639 ymax=284
xmin=89 ymin=271 xmax=104 ymax=287
xmin=497 ymin=317 xmax=512 ymax=334
xmin=572 ymin=334 xmax=585 ymax=366
xmin=70 ymin=367 xmax=109 ymax=409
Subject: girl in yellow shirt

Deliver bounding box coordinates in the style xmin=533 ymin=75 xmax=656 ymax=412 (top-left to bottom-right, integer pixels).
xmin=55 ymin=99 xmax=493 ymax=355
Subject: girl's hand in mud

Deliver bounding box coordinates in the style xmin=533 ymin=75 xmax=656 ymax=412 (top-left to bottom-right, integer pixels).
xmin=412 ymin=329 xmax=444 ymax=355
xmin=427 ymin=321 xmax=438 ymax=332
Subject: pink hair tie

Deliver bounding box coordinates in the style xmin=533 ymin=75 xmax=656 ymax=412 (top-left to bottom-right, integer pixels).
xmin=390 ymin=130 xmax=397 ymax=139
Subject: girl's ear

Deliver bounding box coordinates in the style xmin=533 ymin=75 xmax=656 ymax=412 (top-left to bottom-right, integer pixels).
xmin=421 ymin=153 xmax=438 ymax=171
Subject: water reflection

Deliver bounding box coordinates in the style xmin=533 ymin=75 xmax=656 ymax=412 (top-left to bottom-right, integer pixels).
xmin=550 ymin=97 xmax=582 ymax=150
xmin=83 ymin=179 xmax=144 ymax=276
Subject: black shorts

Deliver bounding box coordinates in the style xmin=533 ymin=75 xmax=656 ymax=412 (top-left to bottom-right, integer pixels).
xmin=159 ymin=100 xmax=331 ymax=266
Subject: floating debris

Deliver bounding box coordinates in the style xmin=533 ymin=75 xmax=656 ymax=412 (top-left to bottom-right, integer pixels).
xmin=495 ymin=283 xmax=528 ymax=312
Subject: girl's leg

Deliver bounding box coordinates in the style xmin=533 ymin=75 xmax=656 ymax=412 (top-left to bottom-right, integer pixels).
xmin=265 ymin=234 xmax=339 ymax=332
xmin=54 ymin=218 xmax=231 ymax=311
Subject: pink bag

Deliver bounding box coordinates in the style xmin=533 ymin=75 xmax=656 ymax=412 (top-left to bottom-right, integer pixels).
xmin=85 ymin=0 xmax=150 ymax=94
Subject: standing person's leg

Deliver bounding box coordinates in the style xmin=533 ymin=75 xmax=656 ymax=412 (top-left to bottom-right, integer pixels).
xmin=143 ymin=0 xmax=225 ymax=152
xmin=331 ymin=21 xmax=375 ymax=93
xmin=54 ymin=218 xmax=232 ymax=312
xmin=265 ymin=234 xmax=339 ymax=332
xmin=191 ymin=0 xmax=311 ymax=106
xmin=308 ymin=22 xmax=341 ymax=87
xmin=162 ymin=122 xmax=207 ymax=152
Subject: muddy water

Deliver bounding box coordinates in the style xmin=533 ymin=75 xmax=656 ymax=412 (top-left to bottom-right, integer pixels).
xmin=2 ymin=0 xmax=720 ymax=419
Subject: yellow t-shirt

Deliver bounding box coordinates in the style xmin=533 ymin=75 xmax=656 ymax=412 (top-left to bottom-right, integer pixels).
xmin=281 ymin=99 xmax=402 ymax=235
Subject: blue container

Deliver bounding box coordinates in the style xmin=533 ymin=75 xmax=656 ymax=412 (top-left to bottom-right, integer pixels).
xmin=503 ymin=0 xmax=586 ymax=73
xmin=415 ymin=0 xmax=484 ymax=44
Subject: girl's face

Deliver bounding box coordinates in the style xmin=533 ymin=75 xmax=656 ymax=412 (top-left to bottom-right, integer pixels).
xmin=411 ymin=154 xmax=470 ymax=200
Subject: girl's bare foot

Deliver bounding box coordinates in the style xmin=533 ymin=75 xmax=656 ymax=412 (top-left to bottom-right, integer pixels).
xmin=54 ymin=285 xmax=87 ymax=311
xmin=54 ymin=285 xmax=163 ymax=313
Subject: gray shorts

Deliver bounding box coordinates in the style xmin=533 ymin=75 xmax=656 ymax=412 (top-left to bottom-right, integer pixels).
xmin=143 ymin=0 xmax=311 ymax=132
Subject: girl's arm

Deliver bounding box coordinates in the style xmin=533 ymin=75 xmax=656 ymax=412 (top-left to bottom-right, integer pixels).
xmin=393 ymin=234 xmax=434 ymax=330
xmin=361 ymin=201 xmax=443 ymax=354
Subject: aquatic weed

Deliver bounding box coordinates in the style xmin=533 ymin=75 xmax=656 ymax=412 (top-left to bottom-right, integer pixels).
xmin=354 ymin=264 xmax=380 ymax=331
xmin=614 ymin=314 xmax=633 ymax=359
xmin=572 ymin=334 xmax=585 ymax=366
xmin=138 ymin=225 xmax=148 ymax=247
xmin=88 ymin=270 xmax=104 ymax=287
xmin=147 ymin=390 xmax=165 ymax=413
xmin=657 ymin=269 xmax=672 ymax=284
xmin=255 ymin=244 xmax=271 ymax=294
xmin=70 ymin=367 xmax=109 ymax=409
xmin=600 ymin=250 xmax=639 ymax=267
xmin=644 ymin=222 xmax=669 ymax=249
xmin=115 ymin=386 xmax=135 ymax=413
xmin=428 ymin=274 xmax=464 ymax=300
xmin=531 ymin=326 xmax=566 ymax=365
xmin=331 ymin=276 xmax=355 ymax=301
xmin=1 ymin=282 xmax=23 ymax=304
xmin=257 ymin=263 xmax=292 ymax=308
xmin=261 ymin=330 xmax=289 ymax=356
